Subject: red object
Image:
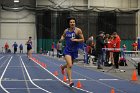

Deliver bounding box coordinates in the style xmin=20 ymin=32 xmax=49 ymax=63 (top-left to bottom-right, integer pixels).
xmin=4 ymin=42 xmax=9 ymax=49
xmin=60 ymin=65 xmax=65 ymax=75
xmin=110 ymin=88 xmax=115 ymax=93
xmin=131 ymin=70 xmax=138 ymax=81
xmin=112 ymin=35 xmax=121 ymax=52
xmin=76 ymin=81 xmax=82 ymax=88
xmin=63 ymin=75 xmax=67 ymax=82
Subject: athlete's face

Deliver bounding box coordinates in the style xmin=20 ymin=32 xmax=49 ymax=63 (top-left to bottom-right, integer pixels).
xmin=69 ymin=19 xmax=75 ymax=28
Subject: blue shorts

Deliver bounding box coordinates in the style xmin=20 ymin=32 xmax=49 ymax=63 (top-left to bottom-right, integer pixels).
xmin=63 ymin=48 xmax=78 ymax=60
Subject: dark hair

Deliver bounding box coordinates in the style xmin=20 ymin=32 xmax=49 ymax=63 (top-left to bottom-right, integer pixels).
xmin=99 ymin=31 xmax=105 ymax=35
xmin=67 ymin=17 xmax=76 ymax=27
xmin=29 ymin=36 xmax=32 ymax=38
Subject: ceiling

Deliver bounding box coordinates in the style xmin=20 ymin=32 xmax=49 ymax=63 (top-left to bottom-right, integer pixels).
xmin=0 ymin=0 xmax=36 ymax=7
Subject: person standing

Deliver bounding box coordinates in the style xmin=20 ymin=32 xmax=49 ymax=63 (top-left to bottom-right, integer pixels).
xmin=112 ymin=32 xmax=121 ymax=70
xmin=96 ymin=31 xmax=105 ymax=69
xmin=4 ymin=42 xmax=9 ymax=53
xmin=25 ymin=36 xmax=32 ymax=59
xmin=132 ymin=41 xmax=138 ymax=56
xmin=57 ymin=41 xmax=63 ymax=58
xmin=59 ymin=17 xmax=84 ymax=87
xmin=12 ymin=42 xmax=18 ymax=54
xmin=19 ymin=44 xmax=23 ymax=53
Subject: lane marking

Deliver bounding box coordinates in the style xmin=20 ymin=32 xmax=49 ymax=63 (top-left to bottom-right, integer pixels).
xmin=32 ymin=79 xmax=53 ymax=81
xmin=6 ymin=66 xmax=39 ymax=68
xmin=0 ymin=56 xmax=13 ymax=93
xmin=2 ymin=79 xmax=53 ymax=82
xmin=31 ymin=57 xmax=93 ymax=93
xmin=99 ymin=79 xmax=119 ymax=81
xmin=20 ymin=57 xmax=31 ymax=93
xmin=0 ymin=56 xmax=4 ymax=61
xmin=67 ymin=79 xmax=87 ymax=81
xmin=0 ymin=56 xmax=10 ymax=68
xmin=5 ymin=88 xmax=39 ymax=90
xmin=20 ymin=56 xmax=52 ymax=93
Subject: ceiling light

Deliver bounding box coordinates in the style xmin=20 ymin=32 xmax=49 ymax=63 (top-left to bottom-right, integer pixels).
xmin=14 ymin=0 xmax=20 ymax=3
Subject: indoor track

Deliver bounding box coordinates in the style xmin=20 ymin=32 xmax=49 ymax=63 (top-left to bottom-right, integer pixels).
xmin=0 ymin=54 xmax=140 ymax=93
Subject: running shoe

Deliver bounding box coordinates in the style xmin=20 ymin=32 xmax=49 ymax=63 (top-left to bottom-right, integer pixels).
xmin=69 ymin=82 xmax=74 ymax=87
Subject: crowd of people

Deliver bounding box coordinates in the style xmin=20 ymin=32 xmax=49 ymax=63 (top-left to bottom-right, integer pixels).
xmin=2 ymin=36 xmax=32 ymax=56
xmin=2 ymin=42 xmax=23 ymax=54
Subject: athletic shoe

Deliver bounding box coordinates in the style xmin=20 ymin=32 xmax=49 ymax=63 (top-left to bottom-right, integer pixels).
xmin=69 ymin=82 xmax=74 ymax=87
xmin=60 ymin=65 xmax=65 ymax=75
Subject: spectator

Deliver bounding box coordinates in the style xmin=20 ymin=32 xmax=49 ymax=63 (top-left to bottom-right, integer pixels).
xmin=39 ymin=48 xmax=43 ymax=54
xmin=132 ymin=41 xmax=138 ymax=56
xmin=51 ymin=42 xmax=55 ymax=56
xmin=96 ymin=31 xmax=105 ymax=69
xmin=4 ymin=42 xmax=9 ymax=53
xmin=12 ymin=42 xmax=18 ymax=54
xmin=132 ymin=41 xmax=138 ymax=51
xmin=112 ymin=32 xmax=121 ymax=70
xmin=57 ymin=41 xmax=63 ymax=58
xmin=19 ymin=44 xmax=23 ymax=53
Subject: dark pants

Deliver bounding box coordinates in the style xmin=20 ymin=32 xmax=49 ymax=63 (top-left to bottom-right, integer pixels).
xmin=113 ymin=52 xmax=120 ymax=69
xmin=97 ymin=52 xmax=105 ymax=67
xmin=14 ymin=48 xmax=17 ymax=54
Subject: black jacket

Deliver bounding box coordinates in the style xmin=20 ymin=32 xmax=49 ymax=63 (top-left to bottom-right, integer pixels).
xmin=96 ymin=35 xmax=105 ymax=54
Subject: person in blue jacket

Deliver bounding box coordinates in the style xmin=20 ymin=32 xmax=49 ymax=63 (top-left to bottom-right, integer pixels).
xmin=12 ymin=42 xmax=18 ymax=54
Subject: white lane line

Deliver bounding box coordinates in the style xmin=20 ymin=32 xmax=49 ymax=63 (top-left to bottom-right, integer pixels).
xmin=0 ymin=56 xmax=9 ymax=68
xmin=32 ymin=79 xmax=53 ymax=81
xmin=31 ymin=57 xmax=93 ymax=93
xmin=0 ymin=56 xmax=4 ymax=60
xmin=99 ymin=79 xmax=119 ymax=81
xmin=67 ymin=79 xmax=87 ymax=81
xmin=5 ymin=88 xmax=39 ymax=90
xmin=0 ymin=56 xmax=13 ymax=93
xmin=2 ymin=79 xmax=53 ymax=82
xmin=20 ymin=56 xmax=52 ymax=93
xmin=20 ymin=57 xmax=31 ymax=93
xmin=6 ymin=66 xmax=39 ymax=68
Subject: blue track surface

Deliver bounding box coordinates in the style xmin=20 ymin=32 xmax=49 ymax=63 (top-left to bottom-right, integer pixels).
xmin=0 ymin=54 xmax=140 ymax=93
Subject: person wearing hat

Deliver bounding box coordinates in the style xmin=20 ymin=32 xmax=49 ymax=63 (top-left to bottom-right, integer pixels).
xmin=96 ymin=31 xmax=105 ymax=69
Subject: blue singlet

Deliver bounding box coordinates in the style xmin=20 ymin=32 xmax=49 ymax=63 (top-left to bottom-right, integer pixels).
xmin=63 ymin=28 xmax=79 ymax=59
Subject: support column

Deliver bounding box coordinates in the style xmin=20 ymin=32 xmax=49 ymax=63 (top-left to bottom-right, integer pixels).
xmin=138 ymin=0 xmax=140 ymax=37
xmin=0 ymin=9 xmax=1 ymax=39
xmin=138 ymin=11 xmax=140 ymax=37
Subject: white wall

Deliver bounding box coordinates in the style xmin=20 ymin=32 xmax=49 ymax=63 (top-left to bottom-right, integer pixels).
xmin=0 ymin=10 xmax=36 ymax=53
